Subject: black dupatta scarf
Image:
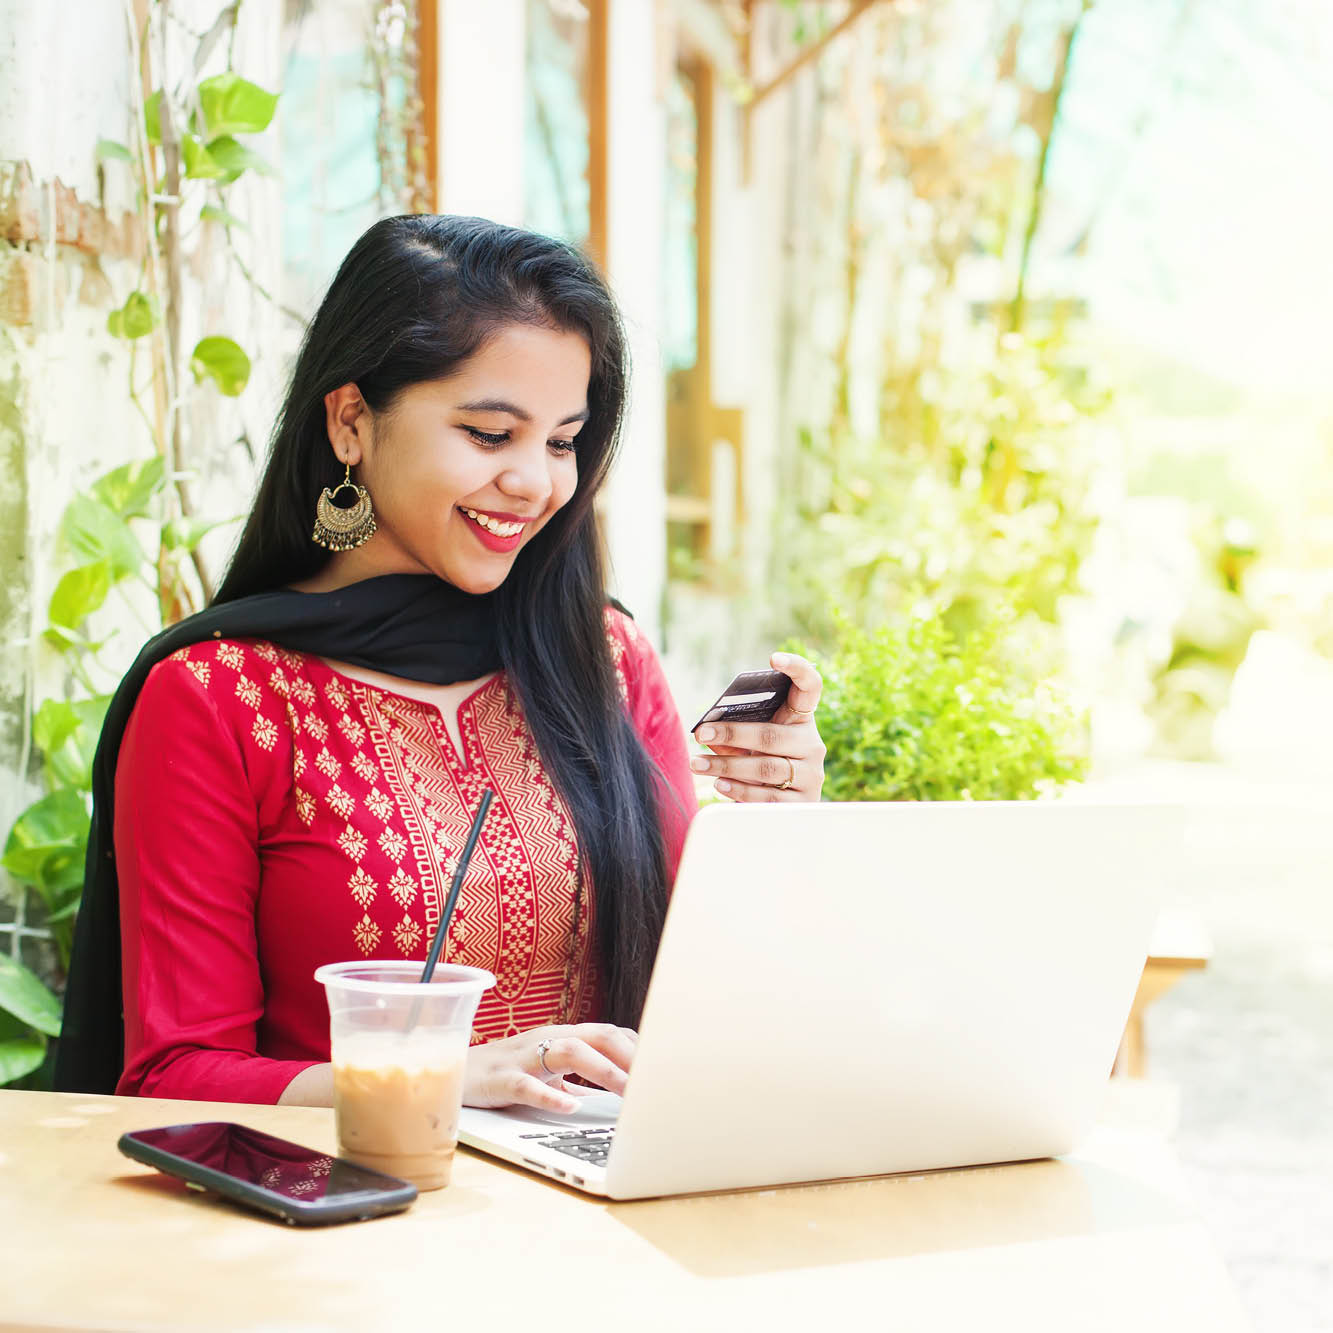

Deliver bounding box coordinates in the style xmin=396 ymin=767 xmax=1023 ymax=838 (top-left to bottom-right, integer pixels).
xmin=54 ymin=574 xmax=510 ymax=1094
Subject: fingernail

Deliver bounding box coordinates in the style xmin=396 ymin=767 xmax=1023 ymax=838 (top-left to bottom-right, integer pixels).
xmin=698 ymin=725 xmax=716 ymax=742
xmin=716 ymin=779 xmax=731 ymax=793
xmin=773 ymin=652 xmax=790 ymax=665
xmin=689 ymin=756 xmax=709 ymax=771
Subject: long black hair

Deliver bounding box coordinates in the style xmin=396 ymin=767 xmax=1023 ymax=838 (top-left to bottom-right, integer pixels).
xmin=216 ymin=214 xmax=677 ymax=1027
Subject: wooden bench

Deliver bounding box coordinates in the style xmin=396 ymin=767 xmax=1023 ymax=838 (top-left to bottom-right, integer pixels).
xmin=1115 ymin=908 xmax=1212 ymax=1077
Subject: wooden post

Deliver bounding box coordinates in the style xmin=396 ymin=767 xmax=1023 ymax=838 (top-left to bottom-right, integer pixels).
xmin=586 ymin=0 xmax=610 ymax=268
xmin=418 ymin=0 xmax=439 ymax=212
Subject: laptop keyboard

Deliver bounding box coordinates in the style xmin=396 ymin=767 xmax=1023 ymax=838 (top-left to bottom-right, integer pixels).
xmin=518 ymin=1126 xmax=616 ymax=1169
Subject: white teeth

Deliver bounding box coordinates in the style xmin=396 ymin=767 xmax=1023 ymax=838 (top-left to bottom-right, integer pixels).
xmin=463 ymin=508 xmax=523 ymax=537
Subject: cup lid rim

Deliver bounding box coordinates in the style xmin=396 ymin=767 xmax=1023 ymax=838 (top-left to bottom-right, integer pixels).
xmin=314 ymin=961 xmax=496 ymax=995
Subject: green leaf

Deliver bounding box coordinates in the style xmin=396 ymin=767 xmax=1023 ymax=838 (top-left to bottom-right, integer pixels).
xmin=48 ymin=561 xmax=111 ymax=629
xmin=162 ymin=514 xmax=239 ymax=552
xmin=2 ymin=789 xmax=89 ymax=898
xmin=144 ymin=90 xmax=162 ymax=145
xmin=200 ymin=204 xmax=248 ymax=232
xmin=33 ymin=700 xmax=79 ymax=756
xmin=96 ymin=138 xmax=133 ymax=164
xmin=0 ymin=956 xmax=63 ymax=1037
xmin=198 ymin=72 xmax=278 ymax=138
xmin=182 ymin=134 xmax=228 ymax=181
xmin=92 ymin=456 xmax=165 ymax=519
xmin=106 ymin=290 xmax=160 ymax=340
xmin=0 ymin=1037 xmax=48 ymax=1085
xmin=62 ymin=495 xmax=143 ymax=581
xmin=189 ymin=336 xmax=251 ymax=396
xmin=204 ymin=135 xmax=274 ymax=184
xmin=34 ymin=696 xmax=109 ymax=789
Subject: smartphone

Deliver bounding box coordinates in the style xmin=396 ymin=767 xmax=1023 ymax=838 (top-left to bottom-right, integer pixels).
xmin=690 ymin=668 xmax=793 ymax=735
xmin=118 ymin=1122 xmax=417 ymax=1226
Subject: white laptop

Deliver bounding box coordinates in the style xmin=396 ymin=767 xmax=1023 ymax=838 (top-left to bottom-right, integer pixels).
xmin=458 ymin=800 xmax=1180 ymax=1200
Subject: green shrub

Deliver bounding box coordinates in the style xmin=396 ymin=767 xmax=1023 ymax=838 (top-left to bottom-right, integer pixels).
xmin=788 ymin=610 xmax=1087 ymax=801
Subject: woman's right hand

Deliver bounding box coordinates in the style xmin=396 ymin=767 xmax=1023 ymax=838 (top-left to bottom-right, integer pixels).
xmin=463 ymin=1023 xmax=637 ymax=1115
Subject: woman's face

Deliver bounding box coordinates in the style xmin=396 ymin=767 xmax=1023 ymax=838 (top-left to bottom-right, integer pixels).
xmin=323 ymin=322 xmax=591 ymax=595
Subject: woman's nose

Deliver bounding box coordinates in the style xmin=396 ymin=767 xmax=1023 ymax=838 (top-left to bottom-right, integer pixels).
xmin=497 ymin=439 xmax=556 ymax=506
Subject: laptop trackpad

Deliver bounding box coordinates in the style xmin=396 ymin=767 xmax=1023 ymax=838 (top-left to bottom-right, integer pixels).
xmin=492 ymin=1090 xmax=623 ymax=1131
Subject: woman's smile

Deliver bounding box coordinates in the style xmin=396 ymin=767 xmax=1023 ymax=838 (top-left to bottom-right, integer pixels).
xmin=458 ymin=504 xmax=529 ymax=551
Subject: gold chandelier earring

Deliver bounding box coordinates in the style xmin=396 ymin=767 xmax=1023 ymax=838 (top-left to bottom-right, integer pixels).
xmin=312 ymin=461 xmax=377 ymax=551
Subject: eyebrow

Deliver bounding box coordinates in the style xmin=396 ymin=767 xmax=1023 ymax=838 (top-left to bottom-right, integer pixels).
xmin=456 ymin=397 xmax=590 ymax=427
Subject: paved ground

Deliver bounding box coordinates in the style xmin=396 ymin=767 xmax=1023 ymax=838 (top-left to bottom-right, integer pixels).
xmin=1091 ymin=761 xmax=1333 ymax=1333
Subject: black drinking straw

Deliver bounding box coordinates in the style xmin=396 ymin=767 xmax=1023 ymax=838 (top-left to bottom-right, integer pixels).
xmin=405 ymin=787 xmax=494 ymax=1030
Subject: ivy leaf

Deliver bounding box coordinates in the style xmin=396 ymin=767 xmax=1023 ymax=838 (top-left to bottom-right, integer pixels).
xmin=200 ymin=204 xmax=248 ymax=231
xmin=204 ymin=136 xmax=274 ymax=184
xmin=92 ymin=456 xmax=165 ymax=520
xmin=144 ymin=90 xmax=162 ymax=144
xmin=1 ymin=789 xmax=89 ymax=899
xmin=107 ymin=291 xmax=160 ymax=340
xmin=198 ymin=72 xmax=278 ymax=138
xmin=182 ymin=134 xmax=228 ymax=181
xmin=162 ymin=514 xmax=239 ymax=552
xmin=33 ymin=700 xmax=79 ymax=756
xmin=33 ymin=697 xmax=110 ymax=790
xmin=61 ymin=495 xmax=143 ymax=581
xmin=96 ymin=138 xmax=133 ymax=164
xmin=190 ymin=337 xmax=251 ymax=396
xmin=48 ymin=561 xmax=112 ymax=630
xmin=0 ymin=956 xmax=63 ymax=1038
xmin=0 ymin=1037 xmax=48 ymax=1085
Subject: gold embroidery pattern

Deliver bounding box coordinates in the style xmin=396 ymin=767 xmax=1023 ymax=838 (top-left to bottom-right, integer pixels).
xmin=353 ymin=913 xmax=381 ymax=954
xmin=378 ymin=826 xmax=408 ymax=863
xmin=325 ymin=784 xmax=355 ymax=819
xmin=338 ymin=824 xmax=367 ymax=861
xmin=387 ymin=867 xmax=417 ymax=908
xmin=348 ymin=866 xmax=377 ymax=909
xmin=393 ymin=914 xmax=423 ymax=956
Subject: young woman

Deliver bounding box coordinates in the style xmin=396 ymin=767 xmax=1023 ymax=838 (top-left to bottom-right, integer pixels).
xmin=55 ymin=215 xmax=826 ymax=1111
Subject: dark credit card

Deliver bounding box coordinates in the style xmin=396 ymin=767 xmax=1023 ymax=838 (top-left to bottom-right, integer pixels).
xmin=691 ymin=669 xmax=792 ymax=734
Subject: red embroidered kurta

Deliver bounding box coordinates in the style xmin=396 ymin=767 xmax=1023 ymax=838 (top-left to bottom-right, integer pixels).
xmin=114 ymin=607 xmax=696 ymax=1104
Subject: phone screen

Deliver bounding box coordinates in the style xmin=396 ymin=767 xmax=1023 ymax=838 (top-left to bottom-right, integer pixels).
xmin=124 ymin=1123 xmax=396 ymax=1201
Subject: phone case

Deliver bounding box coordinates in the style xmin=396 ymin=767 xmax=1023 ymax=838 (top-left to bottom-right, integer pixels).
xmin=691 ymin=669 xmax=792 ymax=734
xmin=118 ymin=1125 xmax=418 ymax=1227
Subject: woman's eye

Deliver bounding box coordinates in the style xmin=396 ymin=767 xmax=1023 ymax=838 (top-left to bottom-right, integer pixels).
xmin=465 ymin=427 xmax=509 ymax=447
xmin=549 ymin=439 xmax=578 ymax=455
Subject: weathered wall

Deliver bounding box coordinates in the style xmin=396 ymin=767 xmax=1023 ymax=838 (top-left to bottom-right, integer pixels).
xmin=0 ymin=0 xmax=142 ymax=832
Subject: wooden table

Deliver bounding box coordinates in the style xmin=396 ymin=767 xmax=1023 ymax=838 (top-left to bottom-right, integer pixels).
xmin=0 ymin=1087 xmax=1247 ymax=1332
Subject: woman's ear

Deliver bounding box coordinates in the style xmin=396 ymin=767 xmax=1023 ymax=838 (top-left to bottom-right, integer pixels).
xmin=323 ymin=384 xmax=369 ymax=465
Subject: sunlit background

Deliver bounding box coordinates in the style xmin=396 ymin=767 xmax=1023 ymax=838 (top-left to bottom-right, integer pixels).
xmin=1 ymin=3 xmax=1329 ymax=1325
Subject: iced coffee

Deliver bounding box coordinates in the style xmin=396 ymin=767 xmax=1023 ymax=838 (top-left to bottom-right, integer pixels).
xmin=332 ymin=1030 xmax=468 ymax=1189
xmin=315 ymin=960 xmax=495 ymax=1193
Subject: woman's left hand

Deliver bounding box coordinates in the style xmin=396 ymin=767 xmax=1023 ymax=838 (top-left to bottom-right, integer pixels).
xmin=689 ymin=651 xmax=826 ymax=802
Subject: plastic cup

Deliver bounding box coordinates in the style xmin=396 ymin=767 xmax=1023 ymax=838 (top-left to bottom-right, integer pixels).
xmin=315 ymin=960 xmax=495 ymax=1191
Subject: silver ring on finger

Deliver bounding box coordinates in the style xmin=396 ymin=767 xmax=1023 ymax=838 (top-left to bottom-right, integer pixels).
xmin=778 ymin=756 xmax=796 ymax=791
xmin=536 ymin=1038 xmax=556 ymax=1077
